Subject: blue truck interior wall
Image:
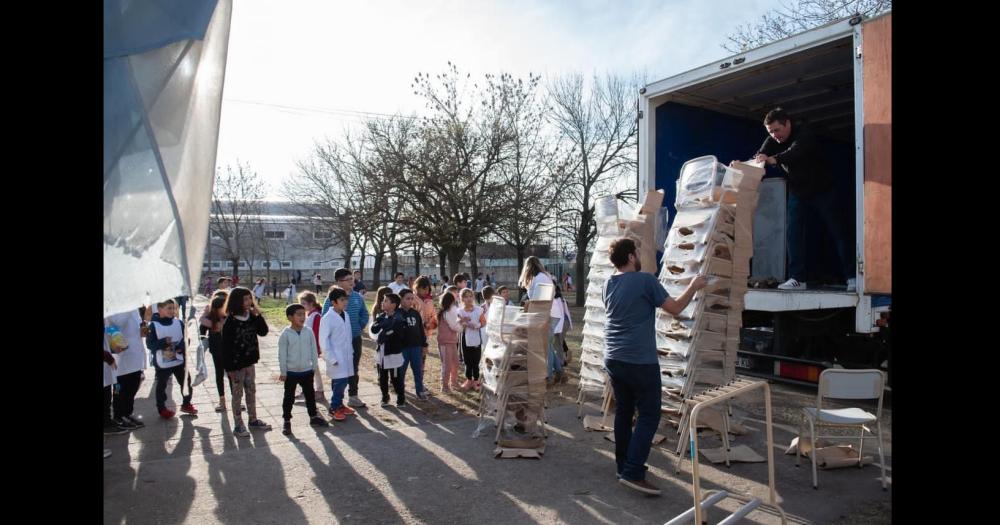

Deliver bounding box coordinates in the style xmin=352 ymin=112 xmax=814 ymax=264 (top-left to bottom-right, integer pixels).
xmin=654 ymin=102 xmax=856 ymax=283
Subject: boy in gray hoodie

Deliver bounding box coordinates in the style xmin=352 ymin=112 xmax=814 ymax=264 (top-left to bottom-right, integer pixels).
xmin=278 ymin=304 xmax=330 ymax=435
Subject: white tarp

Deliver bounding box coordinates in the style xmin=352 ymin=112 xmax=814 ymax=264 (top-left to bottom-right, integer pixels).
xmin=104 ymin=0 xmax=232 ymax=316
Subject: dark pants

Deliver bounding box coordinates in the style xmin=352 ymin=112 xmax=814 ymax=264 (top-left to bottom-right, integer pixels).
xmin=155 ymin=365 xmax=193 ymax=410
xmin=605 ymin=359 xmax=662 ymax=481
xmin=315 ymin=284 xmax=322 ymax=293
xmin=209 ymin=348 xmax=228 ymax=397
xmin=378 ymin=365 xmax=405 ymax=401
xmin=787 ymin=189 xmax=854 ymax=282
xmin=282 ymin=370 xmax=318 ymax=420
xmin=104 ymin=384 xmax=114 ymax=425
xmin=177 ymin=297 xmax=188 ymax=321
xmin=113 ymin=370 xmax=142 ymax=419
xmin=348 ymin=336 xmax=363 ymax=396
xmin=462 ymin=333 xmax=481 ymax=380
xmin=272 ymin=286 xmax=278 ymax=299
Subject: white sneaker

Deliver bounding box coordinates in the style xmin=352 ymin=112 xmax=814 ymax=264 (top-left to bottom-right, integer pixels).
xmin=347 ymin=396 xmax=366 ymax=408
xmin=846 ymin=278 xmax=857 ymax=292
xmin=777 ymin=278 xmax=807 ymax=290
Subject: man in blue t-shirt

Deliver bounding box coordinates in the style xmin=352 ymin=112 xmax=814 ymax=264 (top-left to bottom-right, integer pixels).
xmin=603 ymin=237 xmax=706 ymax=496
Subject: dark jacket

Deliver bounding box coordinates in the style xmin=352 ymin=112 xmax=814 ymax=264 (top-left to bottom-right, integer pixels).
xmin=399 ymin=308 xmax=428 ymax=349
xmin=220 ymin=313 xmax=269 ymax=371
xmin=146 ymin=313 xmax=186 ymax=369
xmin=370 ymin=310 xmax=406 ymax=355
xmin=756 ymin=122 xmax=834 ymax=197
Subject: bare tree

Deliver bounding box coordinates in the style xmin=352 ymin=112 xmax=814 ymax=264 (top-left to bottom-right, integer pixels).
xmin=723 ymin=0 xmax=892 ymax=53
xmin=381 ymin=63 xmax=517 ymax=277
xmin=210 ymin=162 xmax=266 ymax=280
xmin=548 ymin=73 xmax=641 ymax=305
xmin=494 ymin=73 xmax=572 ymax=273
xmin=284 ymin=134 xmax=391 ymax=285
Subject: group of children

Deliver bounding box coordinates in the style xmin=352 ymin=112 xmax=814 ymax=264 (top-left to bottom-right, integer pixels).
xmin=103 ymin=268 xmax=566 ymax=450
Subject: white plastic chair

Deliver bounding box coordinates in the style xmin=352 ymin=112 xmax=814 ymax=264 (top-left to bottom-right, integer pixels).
xmin=798 ymin=368 xmax=887 ymax=490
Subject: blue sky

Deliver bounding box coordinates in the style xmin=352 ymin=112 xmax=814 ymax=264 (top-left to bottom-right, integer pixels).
xmin=215 ymin=0 xmax=785 ymax=198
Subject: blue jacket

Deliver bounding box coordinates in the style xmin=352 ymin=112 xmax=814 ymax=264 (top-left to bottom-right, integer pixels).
xmin=322 ymin=291 xmax=369 ymax=338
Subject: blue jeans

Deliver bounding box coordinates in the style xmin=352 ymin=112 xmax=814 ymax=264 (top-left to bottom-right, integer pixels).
xmin=330 ymin=377 xmax=349 ymax=409
xmin=400 ymin=346 xmax=425 ymax=394
xmin=547 ymin=318 xmax=563 ymax=378
xmin=787 ymin=189 xmax=854 ymax=282
xmin=605 ymin=359 xmax=662 ymax=481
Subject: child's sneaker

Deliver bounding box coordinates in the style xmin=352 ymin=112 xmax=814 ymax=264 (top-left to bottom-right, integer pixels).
xmin=309 ymin=416 xmax=330 ymax=427
xmin=233 ymin=423 xmax=250 ymax=437
xmin=124 ymin=415 xmax=145 ymax=428
xmin=417 ymin=390 xmax=430 ymax=400
xmin=340 ymin=406 xmax=357 ymax=416
xmin=248 ymin=419 xmax=272 ymax=431
xmin=348 ymin=396 xmax=366 ymax=408
xmin=158 ymin=408 xmax=175 ymax=419
xmin=396 ymin=397 xmax=406 ymax=408
xmin=282 ymin=421 xmax=292 ymax=436
xmin=180 ymin=404 xmax=199 ymax=415
xmin=103 ymin=422 xmax=128 ymax=435
xmin=114 ymin=417 xmax=137 ymax=430
xmin=381 ymin=396 xmax=391 ymax=407
xmin=331 ymin=408 xmax=347 ymax=422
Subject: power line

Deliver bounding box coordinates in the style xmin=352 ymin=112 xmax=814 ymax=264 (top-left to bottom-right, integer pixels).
xmin=223 ymin=98 xmax=421 ymax=121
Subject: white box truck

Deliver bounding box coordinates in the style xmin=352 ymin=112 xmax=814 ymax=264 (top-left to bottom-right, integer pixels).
xmin=637 ymin=12 xmax=892 ymax=386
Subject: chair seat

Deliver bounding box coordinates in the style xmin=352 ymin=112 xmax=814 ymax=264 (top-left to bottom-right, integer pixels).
xmin=803 ymin=407 xmax=877 ymax=425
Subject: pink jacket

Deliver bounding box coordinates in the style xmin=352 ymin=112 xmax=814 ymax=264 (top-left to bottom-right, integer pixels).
xmin=437 ymin=306 xmax=462 ymax=345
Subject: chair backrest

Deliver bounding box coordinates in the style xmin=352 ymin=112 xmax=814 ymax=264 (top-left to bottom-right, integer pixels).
xmin=817 ymin=369 xmax=885 ymax=411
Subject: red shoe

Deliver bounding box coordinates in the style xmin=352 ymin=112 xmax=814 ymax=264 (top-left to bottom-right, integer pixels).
xmin=340 ymin=405 xmax=357 ymax=416
xmin=180 ymin=404 xmax=199 ymax=415
xmin=331 ymin=408 xmax=347 ymax=422
xmin=159 ymin=408 xmax=175 ymax=419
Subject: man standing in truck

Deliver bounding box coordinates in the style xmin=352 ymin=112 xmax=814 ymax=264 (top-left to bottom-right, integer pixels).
xmin=754 ymin=107 xmax=855 ymax=292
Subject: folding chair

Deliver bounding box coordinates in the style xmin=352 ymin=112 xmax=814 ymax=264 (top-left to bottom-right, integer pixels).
xmin=798 ymin=368 xmax=887 ymax=490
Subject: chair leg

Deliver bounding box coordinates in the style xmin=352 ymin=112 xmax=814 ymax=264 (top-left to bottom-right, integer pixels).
xmin=796 ymin=415 xmax=803 ymax=468
xmin=808 ymin=417 xmax=818 ymax=489
xmin=857 ymin=425 xmax=866 ymax=467
xmin=576 ymin=386 xmax=585 ymax=418
xmin=720 ymin=410 xmax=732 ymax=468
xmin=876 ymin=421 xmax=887 ymax=491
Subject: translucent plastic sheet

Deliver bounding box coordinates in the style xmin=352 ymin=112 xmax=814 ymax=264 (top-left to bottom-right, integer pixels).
xmin=104 ymin=0 xmax=232 ymax=316
xmin=583 ymin=307 xmax=607 ymax=325
xmin=582 ymin=323 xmax=606 ymax=341
xmin=676 ymin=156 xmax=719 ymax=208
xmin=584 ymin=293 xmax=606 ymax=310
xmin=474 ymin=310 xmax=548 ymax=442
xmin=595 ymin=194 xmax=619 ymax=223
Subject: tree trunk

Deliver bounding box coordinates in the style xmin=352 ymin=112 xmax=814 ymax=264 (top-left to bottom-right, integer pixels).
xmin=342 ymin=220 xmax=353 ymax=267
xmin=438 ymin=249 xmax=447 ymax=281
xmin=356 ymin=248 xmax=364 ymax=276
xmin=230 ymin=257 xmax=240 ymax=280
xmin=574 ymin=205 xmax=594 ymax=307
xmin=469 ymin=242 xmax=479 ymax=279
xmin=372 ymin=253 xmax=384 ymax=289
xmin=574 ymin=238 xmax=588 ymax=306
xmin=446 ymin=245 xmax=465 ymax=278
xmin=390 ymin=250 xmax=399 ymax=277
xmin=414 ymin=246 xmax=421 ymax=277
